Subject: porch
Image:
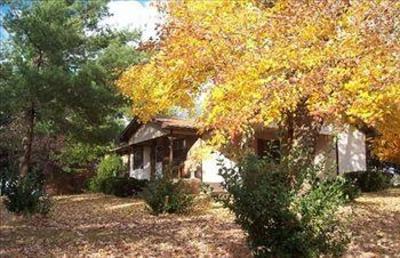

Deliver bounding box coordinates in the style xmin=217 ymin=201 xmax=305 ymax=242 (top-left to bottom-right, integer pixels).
xmin=114 ymin=120 xmax=201 ymax=180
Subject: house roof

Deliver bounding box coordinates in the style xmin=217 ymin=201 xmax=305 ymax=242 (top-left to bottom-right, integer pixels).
xmin=119 ymin=117 xmax=199 ymax=143
xmin=155 ymin=117 xmax=198 ymax=130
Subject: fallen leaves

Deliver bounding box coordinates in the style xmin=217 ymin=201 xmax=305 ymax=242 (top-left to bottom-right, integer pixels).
xmin=344 ymin=188 xmax=400 ymax=257
xmin=0 ymin=194 xmax=249 ymax=257
xmin=0 ymin=189 xmax=399 ymax=257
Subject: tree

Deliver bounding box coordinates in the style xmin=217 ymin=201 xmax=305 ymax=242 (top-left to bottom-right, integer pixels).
xmin=118 ymin=0 xmax=400 ymax=164
xmin=0 ymin=0 xmax=146 ymax=176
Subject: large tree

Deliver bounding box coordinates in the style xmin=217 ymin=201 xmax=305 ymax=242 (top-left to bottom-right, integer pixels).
xmin=0 ymin=0 xmax=145 ymax=176
xmin=118 ymin=0 xmax=400 ymax=163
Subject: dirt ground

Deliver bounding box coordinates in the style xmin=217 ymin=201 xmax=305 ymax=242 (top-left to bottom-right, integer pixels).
xmin=1 ymin=189 xmax=399 ymax=257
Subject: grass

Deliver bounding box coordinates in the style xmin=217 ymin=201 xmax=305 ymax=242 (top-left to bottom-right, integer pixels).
xmin=1 ymin=188 xmax=399 ymax=257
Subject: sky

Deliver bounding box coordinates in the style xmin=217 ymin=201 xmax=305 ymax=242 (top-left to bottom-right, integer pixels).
xmin=0 ymin=0 xmax=162 ymax=41
xmin=0 ymin=5 xmax=9 ymax=40
xmin=103 ymin=0 xmax=162 ymax=41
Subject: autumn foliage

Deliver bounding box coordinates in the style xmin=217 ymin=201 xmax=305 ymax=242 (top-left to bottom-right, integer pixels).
xmin=118 ymin=0 xmax=400 ymax=162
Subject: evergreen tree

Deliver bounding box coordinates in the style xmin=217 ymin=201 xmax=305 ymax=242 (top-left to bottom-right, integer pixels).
xmin=0 ymin=0 xmax=146 ymax=176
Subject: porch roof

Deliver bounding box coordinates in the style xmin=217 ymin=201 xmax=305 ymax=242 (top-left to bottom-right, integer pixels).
xmin=112 ymin=137 xmax=161 ymax=154
xmin=115 ymin=117 xmax=199 ymax=154
xmin=119 ymin=117 xmax=199 ymax=143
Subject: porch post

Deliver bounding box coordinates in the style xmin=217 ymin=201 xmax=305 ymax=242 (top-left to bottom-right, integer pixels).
xmin=168 ymin=136 xmax=174 ymax=169
xmin=150 ymin=141 xmax=156 ymax=180
xmin=130 ymin=145 xmax=134 ymax=177
xmin=127 ymin=151 xmax=131 ymax=177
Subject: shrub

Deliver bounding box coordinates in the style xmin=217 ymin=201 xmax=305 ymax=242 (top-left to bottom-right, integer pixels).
xmin=0 ymin=164 xmax=17 ymax=196
xmin=143 ymin=177 xmax=194 ymax=215
xmin=101 ymin=177 xmax=148 ymax=197
xmin=89 ymin=154 xmax=126 ymax=192
xmin=3 ymin=170 xmax=51 ymax=215
xmin=219 ymin=154 xmax=349 ymax=257
xmin=344 ymin=170 xmax=391 ymax=192
xmin=340 ymin=176 xmax=361 ymax=201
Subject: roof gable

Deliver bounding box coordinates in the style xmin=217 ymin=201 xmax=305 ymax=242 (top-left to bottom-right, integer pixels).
xmin=129 ymin=123 xmax=169 ymax=144
xmin=119 ymin=117 xmax=198 ymax=143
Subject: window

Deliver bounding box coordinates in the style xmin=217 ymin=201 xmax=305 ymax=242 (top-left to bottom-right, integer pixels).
xmin=257 ymin=139 xmax=281 ymax=162
xmin=133 ymin=147 xmax=143 ymax=169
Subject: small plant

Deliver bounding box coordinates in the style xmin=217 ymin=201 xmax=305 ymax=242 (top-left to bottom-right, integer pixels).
xmin=89 ymin=154 xmax=126 ymax=192
xmin=339 ymin=175 xmax=361 ymax=202
xmin=101 ymin=177 xmax=148 ymax=197
xmin=143 ymin=177 xmax=194 ymax=215
xmin=3 ymin=169 xmax=51 ymax=215
xmin=219 ymin=154 xmax=349 ymax=257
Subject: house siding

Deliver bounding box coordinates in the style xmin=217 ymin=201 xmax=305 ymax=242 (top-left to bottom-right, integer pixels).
xmin=337 ymin=128 xmax=367 ymax=173
xmin=120 ymin=119 xmax=366 ymax=183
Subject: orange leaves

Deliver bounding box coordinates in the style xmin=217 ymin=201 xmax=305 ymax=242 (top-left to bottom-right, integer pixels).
xmin=117 ymin=0 xmax=400 ymax=161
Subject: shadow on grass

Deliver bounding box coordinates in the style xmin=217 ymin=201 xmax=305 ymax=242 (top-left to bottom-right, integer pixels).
xmin=0 ymin=193 xmax=250 ymax=257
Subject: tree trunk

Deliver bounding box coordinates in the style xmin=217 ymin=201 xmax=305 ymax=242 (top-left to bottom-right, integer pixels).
xmin=280 ymin=100 xmax=323 ymax=181
xmin=19 ymin=104 xmax=35 ymax=177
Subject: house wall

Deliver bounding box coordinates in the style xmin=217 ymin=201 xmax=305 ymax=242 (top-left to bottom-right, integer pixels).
xmin=197 ymin=128 xmax=366 ymax=185
xmin=337 ymin=128 xmax=366 ymax=173
xmin=122 ymin=122 xmax=366 ymax=182
xmin=129 ymin=146 xmax=151 ymax=180
xmin=127 ymin=123 xmax=169 ymax=180
xmin=185 ymin=138 xmax=235 ymax=184
xmin=201 ymin=151 xmax=235 ymax=183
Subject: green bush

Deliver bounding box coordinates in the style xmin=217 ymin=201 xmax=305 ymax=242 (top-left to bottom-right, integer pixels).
xmin=3 ymin=170 xmax=51 ymax=215
xmin=344 ymin=170 xmax=391 ymax=192
xmin=89 ymin=154 xmax=126 ymax=192
xmin=143 ymin=177 xmax=194 ymax=215
xmin=0 ymin=164 xmax=17 ymax=196
xmin=340 ymin=176 xmax=362 ymax=202
xmin=101 ymin=177 xmax=148 ymax=197
xmin=219 ymin=154 xmax=348 ymax=257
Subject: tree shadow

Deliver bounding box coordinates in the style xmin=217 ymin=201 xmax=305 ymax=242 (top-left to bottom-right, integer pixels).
xmin=0 ymin=194 xmax=250 ymax=257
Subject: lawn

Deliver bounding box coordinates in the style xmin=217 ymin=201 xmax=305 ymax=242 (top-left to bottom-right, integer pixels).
xmin=1 ymin=189 xmax=399 ymax=257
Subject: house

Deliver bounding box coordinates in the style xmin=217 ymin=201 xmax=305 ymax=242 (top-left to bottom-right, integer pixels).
xmin=114 ymin=117 xmax=367 ymax=186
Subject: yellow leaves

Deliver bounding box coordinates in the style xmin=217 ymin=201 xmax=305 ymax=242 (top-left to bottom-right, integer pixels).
xmin=299 ymin=19 xmax=334 ymax=44
xmin=117 ymin=0 xmax=400 ymax=161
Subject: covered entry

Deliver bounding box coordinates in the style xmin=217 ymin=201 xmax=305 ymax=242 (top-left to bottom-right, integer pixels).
xmin=114 ymin=118 xmax=201 ymax=180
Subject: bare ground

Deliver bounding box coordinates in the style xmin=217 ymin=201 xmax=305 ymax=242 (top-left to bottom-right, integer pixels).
xmin=1 ymin=189 xmax=399 ymax=257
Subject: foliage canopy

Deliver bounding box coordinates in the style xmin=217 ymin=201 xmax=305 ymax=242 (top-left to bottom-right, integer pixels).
xmin=118 ymin=0 xmax=400 ymax=162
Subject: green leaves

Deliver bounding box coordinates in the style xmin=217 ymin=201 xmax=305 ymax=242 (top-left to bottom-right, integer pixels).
xmin=0 ymin=0 xmax=146 ymax=175
xmin=219 ymin=153 xmax=349 ymax=257
xmin=1 ymin=0 xmax=144 ymax=143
